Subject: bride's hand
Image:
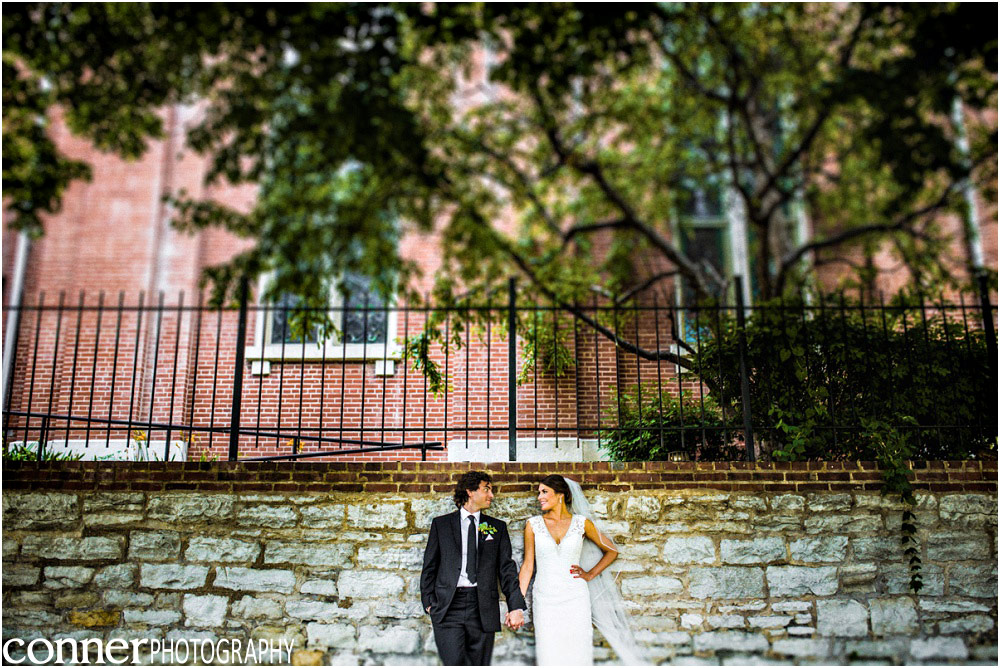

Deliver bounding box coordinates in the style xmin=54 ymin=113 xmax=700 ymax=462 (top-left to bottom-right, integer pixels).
xmin=569 ymin=565 xmax=594 ymax=582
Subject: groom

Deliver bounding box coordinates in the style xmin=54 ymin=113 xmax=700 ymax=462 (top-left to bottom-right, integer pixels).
xmin=420 ymin=471 xmax=526 ymax=665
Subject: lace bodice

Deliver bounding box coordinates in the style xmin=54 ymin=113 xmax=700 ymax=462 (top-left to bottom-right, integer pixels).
xmin=529 ymin=514 xmax=587 ymax=593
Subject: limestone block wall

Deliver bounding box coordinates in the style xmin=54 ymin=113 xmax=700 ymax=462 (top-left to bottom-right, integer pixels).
xmin=1 ymin=461 xmax=997 ymax=665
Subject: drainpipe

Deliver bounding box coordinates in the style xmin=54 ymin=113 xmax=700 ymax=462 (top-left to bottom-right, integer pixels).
xmin=3 ymin=231 xmax=31 ymax=412
xmin=951 ymin=96 xmax=985 ymax=277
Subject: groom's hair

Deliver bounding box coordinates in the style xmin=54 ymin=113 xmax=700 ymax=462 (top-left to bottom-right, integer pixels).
xmin=454 ymin=471 xmax=492 ymax=508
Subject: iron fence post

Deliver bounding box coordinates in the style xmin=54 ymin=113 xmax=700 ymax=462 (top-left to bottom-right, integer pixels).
xmin=229 ymin=277 xmax=249 ymax=461
xmin=977 ymin=272 xmax=997 ymax=388
xmin=508 ymin=277 xmax=518 ymax=462
xmin=734 ymin=276 xmax=755 ymax=462
xmin=36 ymin=416 xmax=49 ymax=462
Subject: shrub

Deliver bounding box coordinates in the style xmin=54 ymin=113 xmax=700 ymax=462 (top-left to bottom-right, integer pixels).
xmin=688 ymin=294 xmax=996 ymax=462
xmin=2 ymin=442 xmax=84 ymax=462
xmin=600 ymin=388 xmax=744 ymax=461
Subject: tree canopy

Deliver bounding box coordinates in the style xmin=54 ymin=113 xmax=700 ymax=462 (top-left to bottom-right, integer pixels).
xmin=4 ymin=3 xmax=997 ymax=337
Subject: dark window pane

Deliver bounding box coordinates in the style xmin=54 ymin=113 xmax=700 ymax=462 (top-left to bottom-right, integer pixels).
xmin=679 ymin=226 xmax=726 ymax=343
xmin=687 ymin=227 xmax=726 ymax=274
xmin=341 ymin=274 xmax=387 ymax=344
xmin=681 ymin=226 xmax=726 ymax=305
xmin=270 ymin=293 xmax=322 ymax=344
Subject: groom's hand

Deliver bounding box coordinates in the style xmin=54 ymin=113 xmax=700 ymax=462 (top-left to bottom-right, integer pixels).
xmin=506 ymin=609 xmax=525 ymax=631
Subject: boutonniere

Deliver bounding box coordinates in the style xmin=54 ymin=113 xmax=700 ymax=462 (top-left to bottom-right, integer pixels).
xmin=478 ymin=522 xmax=497 ymax=536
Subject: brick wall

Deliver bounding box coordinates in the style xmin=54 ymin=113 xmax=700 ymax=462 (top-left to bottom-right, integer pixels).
xmin=1 ymin=460 xmax=996 ymax=665
xmin=3 ymin=459 xmax=995 ymax=495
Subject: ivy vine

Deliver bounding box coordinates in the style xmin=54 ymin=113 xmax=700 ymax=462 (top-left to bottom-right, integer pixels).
xmin=864 ymin=416 xmax=923 ymax=594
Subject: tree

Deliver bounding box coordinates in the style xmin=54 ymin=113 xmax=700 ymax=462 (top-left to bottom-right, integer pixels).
xmin=3 ymin=3 xmax=997 ymax=368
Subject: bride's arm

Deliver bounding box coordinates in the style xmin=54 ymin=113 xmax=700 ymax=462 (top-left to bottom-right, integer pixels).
xmin=518 ymin=521 xmax=535 ymax=596
xmin=572 ymin=518 xmax=619 ymax=582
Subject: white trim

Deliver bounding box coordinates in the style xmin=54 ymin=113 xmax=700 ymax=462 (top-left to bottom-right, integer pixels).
xmin=952 ymin=95 xmax=984 ymax=270
xmin=246 ymin=273 xmax=401 ymax=364
xmin=447 ymin=438 xmax=610 ymax=463
xmin=725 ymin=185 xmax=752 ymax=307
xmin=244 ymin=341 xmax=401 ymax=363
xmin=3 ymin=231 xmax=30 ymax=410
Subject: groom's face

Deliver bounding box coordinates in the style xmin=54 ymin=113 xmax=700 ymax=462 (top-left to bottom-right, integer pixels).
xmin=468 ymin=481 xmax=494 ymax=511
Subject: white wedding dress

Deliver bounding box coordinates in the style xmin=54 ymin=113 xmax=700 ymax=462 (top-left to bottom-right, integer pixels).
xmin=529 ymin=514 xmax=594 ymax=665
xmin=527 ymin=479 xmax=650 ymax=666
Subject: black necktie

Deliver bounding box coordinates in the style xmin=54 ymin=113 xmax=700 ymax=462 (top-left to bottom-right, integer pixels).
xmin=466 ymin=516 xmax=478 ymax=584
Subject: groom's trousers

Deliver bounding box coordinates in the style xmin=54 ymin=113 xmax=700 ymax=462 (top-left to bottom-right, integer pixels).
xmin=432 ymin=587 xmax=494 ymax=665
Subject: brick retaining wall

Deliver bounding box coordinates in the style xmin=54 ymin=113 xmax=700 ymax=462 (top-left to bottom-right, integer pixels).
xmin=2 ymin=459 xmax=996 ymax=495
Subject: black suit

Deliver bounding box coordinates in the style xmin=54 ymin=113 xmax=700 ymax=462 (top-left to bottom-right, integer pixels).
xmin=420 ymin=510 xmax=527 ymax=665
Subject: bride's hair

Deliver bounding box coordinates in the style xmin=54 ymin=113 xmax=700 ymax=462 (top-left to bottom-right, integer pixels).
xmin=539 ymin=474 xmax=572 ymax=507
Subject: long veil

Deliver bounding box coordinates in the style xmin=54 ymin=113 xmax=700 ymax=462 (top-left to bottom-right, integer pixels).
xmin=564 ymin=477 xmax=650 ymax=665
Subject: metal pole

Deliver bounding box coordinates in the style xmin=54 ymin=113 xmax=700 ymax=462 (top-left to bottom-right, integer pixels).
xmin=37 ymin=416 xmax=49 ymax=462
xmin=508 ymin=277 xmax=517 ymax=462
xmin=977 ymin=273 xmax=996 ymax=388
xmin=228 ymin=277 xmax=250 ymax=461
xmin=734 ymin=276 xmax=755 ymax=462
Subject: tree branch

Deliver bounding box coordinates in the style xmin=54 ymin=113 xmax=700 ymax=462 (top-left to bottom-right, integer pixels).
xmin=776 ymin=182 xmax=961 ymax=290
xmin=503 ymin=239 xmax=699 ymax=370
xmin=560 ymin=218 xmax=630 ymax=250
xmin=615 ymin=270 xmax=681 ymax=305
xmin=452 ymin=130 xmax=563 ymax=236
xmin=756 ymin=7 xmax=871 ymax=224
xmin=651 ymin=42 xmax=730 ymax=105
xmin=434 ymin=166 xmax=701 ymax=371
xmin=528 ymin=82 xmax=713 ymax=298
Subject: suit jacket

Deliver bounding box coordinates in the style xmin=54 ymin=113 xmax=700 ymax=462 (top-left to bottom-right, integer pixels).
xmin=420 ymin=510 xmax=527 ymax=632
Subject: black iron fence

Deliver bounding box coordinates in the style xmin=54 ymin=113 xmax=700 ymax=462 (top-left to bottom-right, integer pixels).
xmin=2 ymin=276 xmax=996 ymax=463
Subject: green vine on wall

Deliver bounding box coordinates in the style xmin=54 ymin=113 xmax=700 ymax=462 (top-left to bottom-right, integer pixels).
xmin=863 ymin=416 xmax=923 ymax=594
xmin=516 ymin=313 xmax=577 ymax=386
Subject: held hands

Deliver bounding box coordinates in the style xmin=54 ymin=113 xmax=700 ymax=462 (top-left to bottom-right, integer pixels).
xmin=504 ymin=609 xmax=525 ymax=631
xmin=570 ymin=565 xmax=594 ymax=582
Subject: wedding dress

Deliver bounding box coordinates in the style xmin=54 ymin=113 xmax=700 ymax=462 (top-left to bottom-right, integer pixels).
xmin=529 ymin=513 xmax=593 ymax=665
xmin=529 ymin=479 xmax=649 ymax=666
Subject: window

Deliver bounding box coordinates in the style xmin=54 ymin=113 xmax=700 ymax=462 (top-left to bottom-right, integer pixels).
xmin=339 ymin=273 xmax=388 ymax=345
xmin=248 ymin=272 xmax=397 ymax=365
xmin=675 ymin=178 xmax=734 ymax=343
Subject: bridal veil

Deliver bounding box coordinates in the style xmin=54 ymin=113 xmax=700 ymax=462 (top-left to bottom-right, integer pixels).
xmin=564 ymin=477 xmax=650 ymax=665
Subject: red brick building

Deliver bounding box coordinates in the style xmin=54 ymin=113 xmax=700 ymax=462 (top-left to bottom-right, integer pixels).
xmin=3 ymin=87 xmax=997 ymax=463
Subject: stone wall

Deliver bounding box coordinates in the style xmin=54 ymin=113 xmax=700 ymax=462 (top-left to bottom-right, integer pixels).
xmin=2 ymin=461 xmax=997 ymax=665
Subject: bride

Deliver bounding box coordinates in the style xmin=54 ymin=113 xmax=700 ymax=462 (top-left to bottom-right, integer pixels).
xmin=515 ymin=474 xmax=648 ymax=666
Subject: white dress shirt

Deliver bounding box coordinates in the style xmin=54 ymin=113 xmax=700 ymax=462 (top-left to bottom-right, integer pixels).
xmin=457 ymin=508 xmax=481 ymax=588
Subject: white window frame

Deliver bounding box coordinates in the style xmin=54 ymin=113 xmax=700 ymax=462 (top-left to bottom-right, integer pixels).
xmin=244 ymin=273 xmax=401 ymax=363
xmin=672 ymin=183 xmax=745 ymax=342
